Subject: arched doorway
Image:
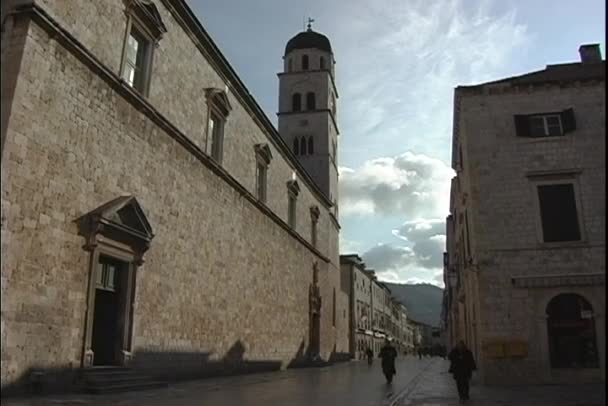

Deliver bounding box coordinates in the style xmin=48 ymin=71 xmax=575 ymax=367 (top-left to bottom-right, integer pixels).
xmin=546 ymin=293 xmax=599 ymax=369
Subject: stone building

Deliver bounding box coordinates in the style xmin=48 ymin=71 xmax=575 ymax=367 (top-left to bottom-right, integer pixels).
xmin=1 ymin=0 xmax=349 ymax=394
xmin=444 ymin=44 xmax=605 ymax=384
xmin=340 ymin=254 xmax=373 ymax=359
xmin=409 ymin=319 xmax=433 ymax=351
xmin=340 ymin=254 xmax=413 ymax=359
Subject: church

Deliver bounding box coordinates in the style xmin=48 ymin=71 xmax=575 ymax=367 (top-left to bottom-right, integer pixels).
xmin=1 ymin=0 xmax=348 ymax=393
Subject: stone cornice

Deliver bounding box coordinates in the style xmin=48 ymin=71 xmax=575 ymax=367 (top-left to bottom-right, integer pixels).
xmin=277 ymin=109 xmax=340 ymax=135
xmin=17 ymin=3 xmax=331 ymax=264
xmin=277 ymin=69 xmax=340 ymax=99
xmin=511 ymin=273 xmax=605 ymax=288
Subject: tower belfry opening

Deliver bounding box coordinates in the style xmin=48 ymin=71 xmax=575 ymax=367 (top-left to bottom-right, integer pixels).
xmin=278 ymin=24 xmax=339 ymax=213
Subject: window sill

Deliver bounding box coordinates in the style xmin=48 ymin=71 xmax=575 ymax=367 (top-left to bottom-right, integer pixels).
xmin=536 ymin=239 xmax=589 ymax=249
xmin=516 ymin=135 xmax=568 ymax=143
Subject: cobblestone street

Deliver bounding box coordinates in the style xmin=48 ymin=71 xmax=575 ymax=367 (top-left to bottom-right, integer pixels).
xmin=3 ymin=358 xmax=605 ymax=406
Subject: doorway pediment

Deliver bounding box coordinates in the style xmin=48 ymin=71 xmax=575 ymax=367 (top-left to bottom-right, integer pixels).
xmin=77 ymin=196 xmax=154 ymax=256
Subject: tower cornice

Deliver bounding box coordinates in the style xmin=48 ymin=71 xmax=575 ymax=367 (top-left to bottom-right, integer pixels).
xmin=276 ymin=109 xmax=340 ymax=135
xmin=277 ymin=70 xmax=340 ymax=99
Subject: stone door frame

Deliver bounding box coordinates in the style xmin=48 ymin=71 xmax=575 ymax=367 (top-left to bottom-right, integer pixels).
xmin=76 ymin=196 xmax=154 ymax=368
xmin=82 ymin=237 xmax=139 ymax=368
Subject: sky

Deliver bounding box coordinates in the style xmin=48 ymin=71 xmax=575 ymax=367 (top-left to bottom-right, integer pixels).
xmin=190 ymin=0 xmax=606 ymax=287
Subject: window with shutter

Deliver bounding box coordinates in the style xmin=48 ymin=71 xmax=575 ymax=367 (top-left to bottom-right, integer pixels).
xmin=561 ymin=108 xmax=576 ymax=132
xmin=515 ymin=108 xmax=576 ymax=137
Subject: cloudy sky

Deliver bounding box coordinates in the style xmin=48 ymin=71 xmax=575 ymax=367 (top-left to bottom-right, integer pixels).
xmin=191 ymin=0 xmax=605 ymax=286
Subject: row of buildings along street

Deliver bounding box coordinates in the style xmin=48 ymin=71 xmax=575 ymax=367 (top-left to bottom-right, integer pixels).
xmin=0 ymin=0 xmax=604 ymax=401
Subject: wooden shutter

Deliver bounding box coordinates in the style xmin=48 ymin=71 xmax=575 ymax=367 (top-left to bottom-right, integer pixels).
xmin=514 ymin=115 xmax=530 ymax=137
xmin=561 ymin=108 xmax=576 ymax=133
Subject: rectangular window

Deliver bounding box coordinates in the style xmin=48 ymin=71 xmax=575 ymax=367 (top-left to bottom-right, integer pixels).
xmin=514 ymin=109 xmax=576 ymax=138
xmin=256 ymin=162 xmax=267 ymax=203
xmin=288 ymin=194 xmax=297 ymax=228
xmin=122 ymin=25 xmax=151 ymax=94
xmin=529 ymin=115 xmax=563 ymax=137
xmin=209 ymin=113 xmax=224 ymax=163
xmin=537 ymin=184 xmax=581 ymax=242
xmin=95 ymin=260 xmax=117 ymax=292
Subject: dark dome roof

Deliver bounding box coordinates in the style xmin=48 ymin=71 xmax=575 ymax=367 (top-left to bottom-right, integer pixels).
xmin=285 ymin=30 xmax=332 ymax=55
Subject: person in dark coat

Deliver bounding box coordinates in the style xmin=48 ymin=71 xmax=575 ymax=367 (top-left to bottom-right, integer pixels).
xmin=379 ymin=339 xmax=398 ymax=384
xmin=365 ymin=347 xmax=374 ymax=365
xmin=448 ymin=340 xmax=477 ymax=403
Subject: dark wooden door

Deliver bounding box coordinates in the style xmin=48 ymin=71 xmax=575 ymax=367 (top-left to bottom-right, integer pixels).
xmin=91 ymin=257 xmax=123 ymax=366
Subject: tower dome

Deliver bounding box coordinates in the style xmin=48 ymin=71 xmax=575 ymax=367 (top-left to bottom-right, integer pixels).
xmin=285 ymin=29 xmax=332 ymax=55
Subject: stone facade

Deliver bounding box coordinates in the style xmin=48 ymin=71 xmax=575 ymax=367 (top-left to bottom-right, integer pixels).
xmin=1 ymin=0 xmax=349 ymax=394
xmin=444 ymin=45 xmax=605 ymax=384
xmin=340 ymin=255 xmax=412 ymax=358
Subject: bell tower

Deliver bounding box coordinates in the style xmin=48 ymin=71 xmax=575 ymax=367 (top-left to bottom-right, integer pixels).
xmin=278 ymin=21 xmax=339 ymax=211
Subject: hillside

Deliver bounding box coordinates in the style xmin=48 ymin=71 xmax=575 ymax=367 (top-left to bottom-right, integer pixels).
xmin=384 ymin=283 xmax=443 ymax=327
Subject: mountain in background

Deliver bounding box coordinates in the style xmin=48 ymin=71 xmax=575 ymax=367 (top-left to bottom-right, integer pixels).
xmin=384 ymin=283 xmax=443 ymax=327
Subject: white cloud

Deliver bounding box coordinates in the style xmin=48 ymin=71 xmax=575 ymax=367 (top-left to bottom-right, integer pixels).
xmin=359 ymin=218 xmax=448 ymax=287
xmin=332 ymin=0 xmax=529 ymax=163
xmin=339 ymin=236 xmax=362 ymax=254
xmin=339 ymin=151 xmax=454 ymax=218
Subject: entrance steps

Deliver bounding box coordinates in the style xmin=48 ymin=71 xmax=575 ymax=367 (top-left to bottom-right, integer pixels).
xmin=81 ymin=367 xmax=167 ymax=394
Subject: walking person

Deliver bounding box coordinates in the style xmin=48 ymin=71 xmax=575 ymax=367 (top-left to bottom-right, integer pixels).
xmin=379 ymin=338 xmax=398 ymax=384
xmin=365 ymin=347 xmax=374 ymax=366
xmin=448 ymin=340 xmax=477 ymax=403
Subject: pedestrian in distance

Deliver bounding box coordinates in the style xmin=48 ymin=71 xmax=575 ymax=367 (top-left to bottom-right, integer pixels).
xmin=448 ymin=340 xmax=477 ymax=403
xmin=379 ymin=338 xmax=398 ymax=384
xmin=417 ymin=348 xmax=422 ymax=360
xmin=365 ymin=347 xmax=374 ymax=366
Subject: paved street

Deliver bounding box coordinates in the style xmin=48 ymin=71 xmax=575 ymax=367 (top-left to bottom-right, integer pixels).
xmin=3 ymin=357 xmax=432 ymax=406
xmin=3 ymin=357 xmax=606 ymax=406
xmin=400 ymin=359 xmax=606 ymax=406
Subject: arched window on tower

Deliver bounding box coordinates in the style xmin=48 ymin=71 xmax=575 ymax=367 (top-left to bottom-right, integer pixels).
xmin=546 ymin=293 xmax=598 ymax=368
xmin=308 ymin=137 xmax=314 ymax=154
xmin=302 ymin=54 xmax=309 ymax=70
xmin=320 ymin=56 xmax=326 ymax=69
xmin=293 ymin=137 xmax=299 ymax=155
xmin=288 ymin=58 xmax=293 ymax=72
xmin=306 ymin=92 xmax=316 ymax=110
xmin=300 ymin=137 xmax=307 ymax=155
xmin=292 ymin=93 xmax=301 ymax=112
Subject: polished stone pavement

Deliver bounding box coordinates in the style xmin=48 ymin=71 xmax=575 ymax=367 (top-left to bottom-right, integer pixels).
xmin=400 ymin=358 xmax=606 ymax=406
xmin=2 ymin=356 xmax=432 ymax=406
xmin=3 ymin=357 xmax=605 ymax=406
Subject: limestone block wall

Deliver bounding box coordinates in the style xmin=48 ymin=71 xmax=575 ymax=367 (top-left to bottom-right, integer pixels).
xmin=0 ymin=7 xmax=346 ymax=392
xmin=460 ymin=84 xmax=605 ymax=251
xmin=456 ymin=81 xmax=606 ymax=384
xmin=31 ymin=0 xmax=336 ymax=258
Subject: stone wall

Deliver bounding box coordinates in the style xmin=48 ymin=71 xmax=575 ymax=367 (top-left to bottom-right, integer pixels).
xmin=455 ymin=80 xmax=605 ymax=384
xmin=1 ymin=2 xmax=349 ymax=393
